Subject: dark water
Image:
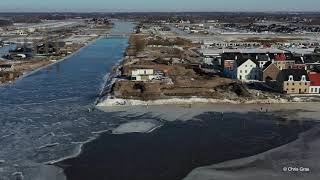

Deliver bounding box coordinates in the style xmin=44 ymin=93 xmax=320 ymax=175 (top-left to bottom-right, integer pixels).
xmin=58 ymin=112 xmax=316 ymax=180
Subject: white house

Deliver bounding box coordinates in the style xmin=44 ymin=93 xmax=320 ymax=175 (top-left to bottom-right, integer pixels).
xmin=16 ymin=30 xmax=28 ymax=36
xmin=236 ymin=59 xmax=260 ymax=81
xmin=0 ymin=64 xmax=14 ymax=72
xmin=131 ymin=69 xmax=156 ymax=81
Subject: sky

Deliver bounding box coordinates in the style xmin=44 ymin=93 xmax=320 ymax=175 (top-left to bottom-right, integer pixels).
xmin=0 ymin=0 xmax=320 ymax=12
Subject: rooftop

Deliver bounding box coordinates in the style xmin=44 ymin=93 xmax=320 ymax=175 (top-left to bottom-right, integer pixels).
xmin=278 ymin=69 xmax=310 ymax=82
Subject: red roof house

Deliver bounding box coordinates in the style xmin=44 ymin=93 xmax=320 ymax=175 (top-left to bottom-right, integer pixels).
xmin=309 ymin=72 xmax=320 ymax=86
xmin=275 ymin=53 xmax=286 ymax=61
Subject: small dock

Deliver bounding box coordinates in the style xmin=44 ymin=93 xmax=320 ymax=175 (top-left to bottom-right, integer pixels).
xmin=103 ymin=33 xmax=131 ymax=38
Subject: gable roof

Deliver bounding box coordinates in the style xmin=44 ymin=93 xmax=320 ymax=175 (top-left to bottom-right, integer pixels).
xmin=237 ymin=59 xmax=257 ymax=67
xmin=263 ymin=61 xmax=279 ymax=71
xmin=277 ymin=69 xmax=310 ymax=82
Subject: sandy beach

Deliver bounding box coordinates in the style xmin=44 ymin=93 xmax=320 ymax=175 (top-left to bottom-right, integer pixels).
xmin=97 ymin=99 xmax=320 ymax=122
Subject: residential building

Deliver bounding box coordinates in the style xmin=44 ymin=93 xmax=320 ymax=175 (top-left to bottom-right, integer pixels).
xmin=131 ymin=69 xmax=156 ymax=81
xmin=277 ymin=69 xmax=310 ymax=94
xmin=304 ymin=54 xmax=320 ymax=71
xmin=308 ymin=72 xmax=320 ymax=94
xmin=273 ymin=53 xmax=295 ymax=70
xmin=223 ymin=59 xmax=236 ymax=78
xmin=236 ymin=59 xmax=260 ymax=81
xmin=262 ymin=61 xmax=280 ymax=82
xmin=0 ymin=64 xmax=14 ymax=72
xmin=293 ymin=56 xmax=307 ymax=70
xmin=256 ymin=54 xmax=270 ymax=69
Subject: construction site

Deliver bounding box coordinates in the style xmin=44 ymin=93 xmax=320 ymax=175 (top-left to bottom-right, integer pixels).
xmin=106 ymin=33 xmax=274 ymax=103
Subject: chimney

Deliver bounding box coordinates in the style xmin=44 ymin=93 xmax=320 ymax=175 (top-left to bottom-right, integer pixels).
xmin=300 ymin=56 xmax=305 ymax=63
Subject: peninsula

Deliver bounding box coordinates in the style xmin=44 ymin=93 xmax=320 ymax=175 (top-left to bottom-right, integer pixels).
xmin=98 ymin=15 xmax=320 ymax=106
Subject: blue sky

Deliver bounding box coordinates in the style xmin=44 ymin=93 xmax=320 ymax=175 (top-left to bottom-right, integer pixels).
xmin=0 ymin=0 xmax=319 ymax=12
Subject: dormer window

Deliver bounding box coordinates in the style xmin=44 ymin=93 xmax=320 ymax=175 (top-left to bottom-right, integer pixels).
xmin=288 ymin=75 xmax=294 ymax=81
xmin=301 ymin=75 xmax=306 ymax=81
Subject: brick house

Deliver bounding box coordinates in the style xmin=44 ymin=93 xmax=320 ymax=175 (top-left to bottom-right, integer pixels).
xmin=262 ymin=61 xmax=280 ymax=82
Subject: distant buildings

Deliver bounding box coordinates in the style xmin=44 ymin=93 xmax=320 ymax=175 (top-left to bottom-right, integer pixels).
xmin=216 ymin=49 xmax=320 ymax=94
xmin=0 ymin=64 xmax=14 ymax=72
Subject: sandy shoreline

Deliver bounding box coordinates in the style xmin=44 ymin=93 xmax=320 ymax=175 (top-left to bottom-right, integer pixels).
xmin=97 ymin=100 xmax=320 ymax=122
xmin=97 ymin=96 xmax=291 ymax=107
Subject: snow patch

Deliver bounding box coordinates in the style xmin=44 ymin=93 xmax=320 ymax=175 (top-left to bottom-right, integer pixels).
xmin=97 ymin=96 xmax=289 ymax=107
xmin=112 ymin=120 xmax=162 ymax=134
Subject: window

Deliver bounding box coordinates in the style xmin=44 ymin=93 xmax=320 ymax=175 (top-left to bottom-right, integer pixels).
xmin=292 ymin=88 xmax=295 ymax=91
xmin=292 ymin=83 xmax=295 ymax=86
xmin=301 ymin=75 xmax=306 ymax=81
xmin=305 ymin=83 xmax=308 ymax=86
xmin=311 ymin=88 xmax=314 ymax=93
xmin=245 ymin=70 xmax=247 ymax=73
xmin=240 ymin=70 xmax=242 ymax=73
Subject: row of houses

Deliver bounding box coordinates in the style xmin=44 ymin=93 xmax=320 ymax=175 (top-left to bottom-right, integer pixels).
xmin=0 ymin=64 xmax=14 ymax=72
xmin=219 ymin=53 xmax=320 ymax=94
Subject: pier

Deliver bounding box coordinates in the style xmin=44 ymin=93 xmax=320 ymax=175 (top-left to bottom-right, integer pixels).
xmin=103 ymin=33 xmax=131 ymax=38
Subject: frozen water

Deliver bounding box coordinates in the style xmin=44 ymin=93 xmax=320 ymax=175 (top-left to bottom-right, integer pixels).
xmin=112 ymin=119 xmax=162 ymax=134
xmin=0 ymin=22 xmax=136 ymax=179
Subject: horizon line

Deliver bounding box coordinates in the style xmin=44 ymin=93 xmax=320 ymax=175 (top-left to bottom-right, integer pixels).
xmin=0 ymin=10 xmax=320 ymax=14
